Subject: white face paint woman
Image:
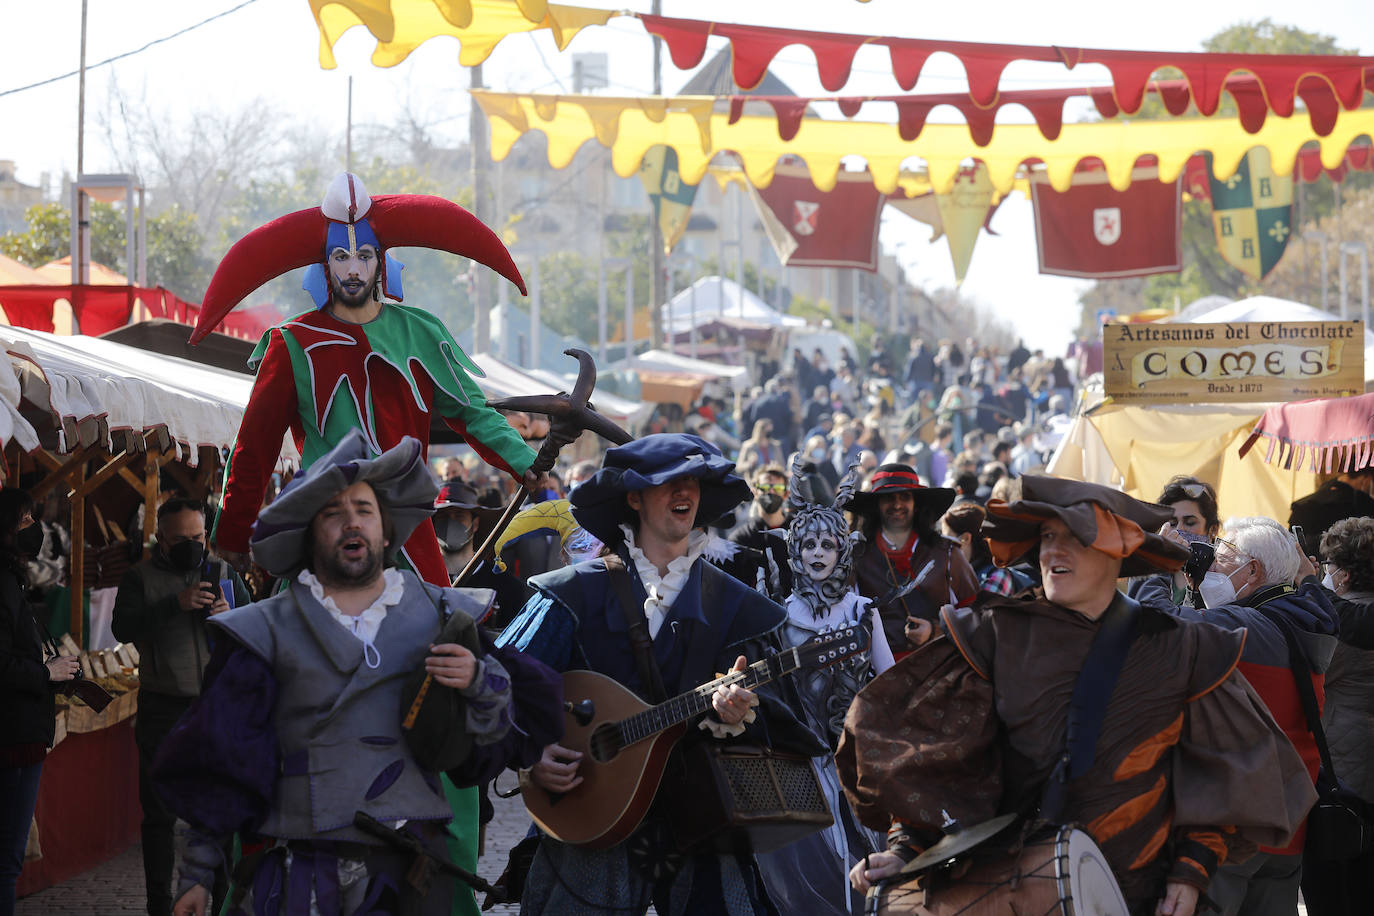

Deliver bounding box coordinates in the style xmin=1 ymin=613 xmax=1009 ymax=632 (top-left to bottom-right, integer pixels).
xmin=799 ymin=530 xmax=840 ymax=583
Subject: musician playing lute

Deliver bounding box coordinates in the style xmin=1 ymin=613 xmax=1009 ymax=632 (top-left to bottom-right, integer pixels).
xmin=840 ymin=477 xmax=1316 ymax=916
xmin=497 ymin=433 xmax=825 ymax=914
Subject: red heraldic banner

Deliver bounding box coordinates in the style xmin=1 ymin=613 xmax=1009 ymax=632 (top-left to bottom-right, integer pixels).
xmin=750 ymin=166 xmax=884 ymax=271
xmin=1031 ymin=167 xmax=1182 ymax=279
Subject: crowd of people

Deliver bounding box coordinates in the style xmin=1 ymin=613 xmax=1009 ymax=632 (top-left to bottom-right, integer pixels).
xmin=0 ymin=170 xmax=1369 ymax=916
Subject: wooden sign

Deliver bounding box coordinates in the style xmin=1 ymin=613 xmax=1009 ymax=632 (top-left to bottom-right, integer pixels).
xmin=1103 ymin=321 xmax=1365 ymax=404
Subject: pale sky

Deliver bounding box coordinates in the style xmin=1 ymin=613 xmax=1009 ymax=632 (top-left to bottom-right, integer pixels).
xmin=3 ymin=0 xmax=1373 ymax=354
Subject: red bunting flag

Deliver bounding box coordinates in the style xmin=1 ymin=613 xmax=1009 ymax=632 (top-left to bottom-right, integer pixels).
xmin=748 ymin=166 xmax=884 ymax=271
xmin=1031 ymin=167 xmax=1182 ymax=279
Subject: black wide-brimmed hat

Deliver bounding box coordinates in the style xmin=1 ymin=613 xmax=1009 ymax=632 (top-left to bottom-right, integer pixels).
xmin=249 ymin=429 xmax=438 ymax=576
xmin=570 ymin=433 xmax=750 ymax=544
xmin=847 ymin=463 xmax=957 ymax=519
xmin=982 ymin=475 xmax=1189 ymax=577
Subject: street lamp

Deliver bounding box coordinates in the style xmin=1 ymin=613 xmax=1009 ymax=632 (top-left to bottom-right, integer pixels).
xmin=1304 ymin=230 xmax=1329 ymax=313
xmin=1339 ymin=241 xmax=1370 ymax=329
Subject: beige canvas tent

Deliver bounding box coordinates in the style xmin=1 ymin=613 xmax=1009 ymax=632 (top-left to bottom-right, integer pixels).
xmin=1048 ymin=401 xmax=1322 ymax=524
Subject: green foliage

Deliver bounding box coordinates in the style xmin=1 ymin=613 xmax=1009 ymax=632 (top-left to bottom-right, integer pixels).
xmin=1201 ymin=19 xmax=1346 ymax=55
xmin=1078 ymin=19 xmax=1363 ymax=332
xmin=0 ymin=201 xmax=213 ymax=297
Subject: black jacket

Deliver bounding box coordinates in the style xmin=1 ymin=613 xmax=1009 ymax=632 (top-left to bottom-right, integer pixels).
xmin=0 ymin=567 xmax=57 ymax=748
xmin=1289 ymin=480 xmax=1374 ymax=557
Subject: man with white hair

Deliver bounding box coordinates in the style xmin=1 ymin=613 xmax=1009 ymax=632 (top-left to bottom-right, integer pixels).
xmin=1142 ymin=515 xmax=1338 ymax=916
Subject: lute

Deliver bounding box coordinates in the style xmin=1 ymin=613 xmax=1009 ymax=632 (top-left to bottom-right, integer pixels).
xmin=520 ymin=625 xmax=867 ymax=849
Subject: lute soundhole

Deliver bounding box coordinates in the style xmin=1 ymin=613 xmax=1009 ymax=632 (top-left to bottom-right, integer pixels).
xmin=588 ymin=723 xmax=622 ymax=763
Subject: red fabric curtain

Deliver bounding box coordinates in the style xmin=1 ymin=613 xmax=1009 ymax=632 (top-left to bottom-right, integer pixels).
xmin=16 ymin=720 xmax=141 ymax=897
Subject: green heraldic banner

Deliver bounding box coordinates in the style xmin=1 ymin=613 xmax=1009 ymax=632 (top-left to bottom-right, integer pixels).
xmin=1207 ymin=148 xmax=1293 ymax=281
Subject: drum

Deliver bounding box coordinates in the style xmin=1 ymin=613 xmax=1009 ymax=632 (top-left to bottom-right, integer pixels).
xmin=869 ymin=826 xmax=1128 ymax=916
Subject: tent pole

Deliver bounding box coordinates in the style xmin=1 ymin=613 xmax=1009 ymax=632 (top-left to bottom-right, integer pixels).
xmin=70 ymin=460 xmax=86 ymax=646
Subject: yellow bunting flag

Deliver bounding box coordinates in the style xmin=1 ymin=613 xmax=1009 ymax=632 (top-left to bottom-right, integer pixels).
xmin=933 ymin=163 xmax=996 ymax=284
xmin=638 ymin=145 xmax=699 ymax=256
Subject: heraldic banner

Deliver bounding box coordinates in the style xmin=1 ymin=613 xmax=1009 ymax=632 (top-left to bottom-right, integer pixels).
xmin=1207 ymin=148 xmax=1294 ymax=281
xmin=748 ymin=166 xmax=884 ymax=271
xmin=1031 ymin=166 xmax=1182 ymax=279
xmin=639 ymin=144 xmax=699 ymax=256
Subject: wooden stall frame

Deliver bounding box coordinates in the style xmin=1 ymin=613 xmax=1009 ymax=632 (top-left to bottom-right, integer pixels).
xmin=28 ymin=442 xmax=181 ymax=645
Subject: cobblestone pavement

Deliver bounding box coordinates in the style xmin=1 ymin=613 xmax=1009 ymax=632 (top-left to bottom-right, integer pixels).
xmin=16 ymin=785 xmax=532 ymax=916
xmin=15 ymin=798 xmax=1311 ymax=915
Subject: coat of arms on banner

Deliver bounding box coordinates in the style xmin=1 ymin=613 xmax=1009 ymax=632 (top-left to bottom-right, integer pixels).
xmin=1206 ymin=148 xmax=1293 ymax=280
xmin=793 ymin=201 xmax=820 ymax=236
xmin=1093 ymin=207 xmax=1121 ymax=246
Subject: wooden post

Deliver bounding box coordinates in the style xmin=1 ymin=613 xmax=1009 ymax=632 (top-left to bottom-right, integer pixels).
xmin=70 ymin=459 xmax=86 ymax=646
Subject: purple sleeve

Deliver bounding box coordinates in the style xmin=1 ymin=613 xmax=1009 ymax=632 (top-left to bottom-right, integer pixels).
xmin=151 ymin=639 xmax=279 ymax=837
xmin=445 ymin=640 xmax=564 ymax=787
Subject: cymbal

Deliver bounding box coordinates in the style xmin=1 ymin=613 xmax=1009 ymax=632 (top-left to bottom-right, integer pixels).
xmin=899 ymin=814 xmax=1019 ymax=874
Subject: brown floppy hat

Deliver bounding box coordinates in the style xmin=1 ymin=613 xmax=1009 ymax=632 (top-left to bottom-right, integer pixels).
xmin=982 ymin=475 xmax=1189 ymax=578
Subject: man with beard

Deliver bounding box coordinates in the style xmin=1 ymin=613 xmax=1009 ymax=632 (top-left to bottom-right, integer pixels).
xmin=112 ymin=499 xmax=251 ymax=916
xmin=851 ymin=464 xmax=979 ymax=655
xmin=192 ymin=172 xmax=549 ymax=588
xmin=155 ymin=432 xmax=540 ymax=916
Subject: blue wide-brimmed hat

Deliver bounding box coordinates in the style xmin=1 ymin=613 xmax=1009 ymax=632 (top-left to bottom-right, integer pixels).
xmin=249 ymin=429 xmax=439 ymax=576
xmin=570 ymin=433 xmax=750 ymax=544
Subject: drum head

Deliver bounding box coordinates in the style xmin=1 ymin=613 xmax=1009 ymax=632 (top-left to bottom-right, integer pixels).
xmin=1064 ymin=829 xmax=1129 ymax=916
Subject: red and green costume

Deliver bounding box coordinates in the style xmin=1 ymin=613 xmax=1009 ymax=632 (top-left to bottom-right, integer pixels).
xmin=215 ymin=302 xmax=535 ymax=585
xmin=191 ymin=172 xmax=534 ymax=916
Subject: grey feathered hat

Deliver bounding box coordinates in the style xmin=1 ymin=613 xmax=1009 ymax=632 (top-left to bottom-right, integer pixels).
xmin=248 ymin=429 xmax=439 ymax=576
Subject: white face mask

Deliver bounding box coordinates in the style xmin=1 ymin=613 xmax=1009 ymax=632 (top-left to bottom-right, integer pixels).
xmin=1322 ymin=571 xmax=1339 ymax=592
xmin=1199 ymin=569 xmax=1239 ymax=608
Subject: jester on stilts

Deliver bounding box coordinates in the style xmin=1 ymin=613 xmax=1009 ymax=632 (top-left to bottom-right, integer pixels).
xmin=188 ymin=172 xmax=544 ymax=915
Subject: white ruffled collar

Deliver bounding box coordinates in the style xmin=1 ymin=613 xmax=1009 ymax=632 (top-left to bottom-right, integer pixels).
xmin=298 ymin=567 xmax=405 ymax=668
xmin=619 ymin=524 xmax=709 ymax=638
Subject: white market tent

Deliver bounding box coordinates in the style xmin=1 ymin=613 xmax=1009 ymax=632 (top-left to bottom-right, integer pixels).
xmin=524 ymin=367 xmax=654 ymax=429
xmin=0 ymin=326 xmax=296 ymax=465
xmin=661 ymin=276 xmax=806 ymax=337
xmin=468 ymin=352 xmax=651 ymax=429
xmin=620 ymin=348 xmax=751 ymax=393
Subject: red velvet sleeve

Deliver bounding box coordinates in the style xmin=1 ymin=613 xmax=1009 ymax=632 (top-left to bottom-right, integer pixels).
xmin=214 ymin=333 xmax=299 ymax=554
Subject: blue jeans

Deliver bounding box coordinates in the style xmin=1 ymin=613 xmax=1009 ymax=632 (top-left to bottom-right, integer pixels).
xmin=0 ymin=761 xmax=44 ymax=916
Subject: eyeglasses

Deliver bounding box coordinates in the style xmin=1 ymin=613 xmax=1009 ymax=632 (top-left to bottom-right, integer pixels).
xmin=1213 ymin=537 xmax=1254 ymax=568
xmin=1179 ymin=482 xmax=1209 ymax=499
xmin=756 ymin=483 xmax=787 ymax=494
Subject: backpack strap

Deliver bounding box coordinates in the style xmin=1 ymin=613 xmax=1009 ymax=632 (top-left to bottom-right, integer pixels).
xmin=1250 ymin=604 xmax=1336 ymax=778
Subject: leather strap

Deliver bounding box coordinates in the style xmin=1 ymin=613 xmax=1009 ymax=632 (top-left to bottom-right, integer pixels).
xmin=1251 ymin=603 xmax=1336 ymax=778
xmin=604 ymin=554 xmax=667 ymax=704
xmin=681 ymin=563 xmax=724 ymax=691
xmin=1041 ymin=594 xmax=1141 ymax=823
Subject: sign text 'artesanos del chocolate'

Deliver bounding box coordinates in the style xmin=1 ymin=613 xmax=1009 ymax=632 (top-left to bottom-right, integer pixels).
xmin=1103 ymin=321 xmax=1365 ymax=404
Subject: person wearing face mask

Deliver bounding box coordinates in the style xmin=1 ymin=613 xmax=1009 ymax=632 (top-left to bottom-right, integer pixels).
xmin=753 ymin=456 xmax=894 ymax=915
xmin=431 ymin=480 xmax=526 ymax=629
xmin=716 ymin=466 xmax=794 ymax=603
xmin=111 ymin=498 xmax=250 ymax=916
xmin=1132 ymin=476 xmax=1222 ymax=608
xmin=1159 ymin=516 xmax=1338 ymax=916
xmin=1301 ymin=517 xmax=1374 ymax=916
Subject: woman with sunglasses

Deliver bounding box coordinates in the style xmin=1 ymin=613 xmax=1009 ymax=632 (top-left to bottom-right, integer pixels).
xmin=0 ymin=488 xmax=78 ymax=915
xmin=1136 ymin=476 xmax=1222 ymax=607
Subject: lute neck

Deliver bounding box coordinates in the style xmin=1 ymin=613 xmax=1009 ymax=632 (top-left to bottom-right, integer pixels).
xmin=616 ymin=646 xmax=801 ymax=747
